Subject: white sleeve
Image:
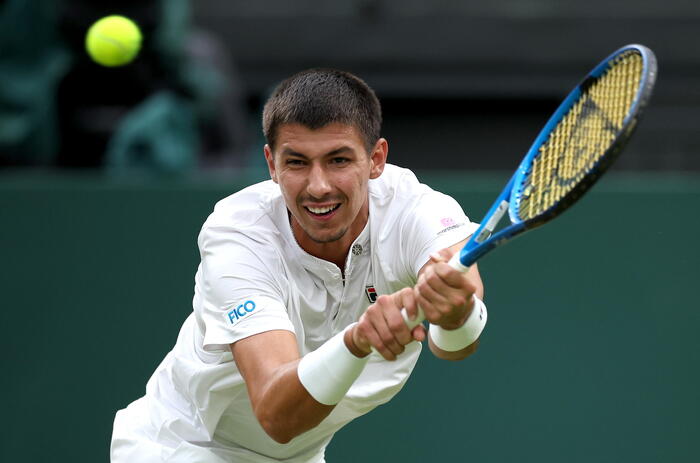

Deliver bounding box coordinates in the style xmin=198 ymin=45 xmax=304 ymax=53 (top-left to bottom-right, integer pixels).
xmin=195 ymin=222 xmax=295 ymax=353
xmin=402 ymin=189 xmax=479 ymax=277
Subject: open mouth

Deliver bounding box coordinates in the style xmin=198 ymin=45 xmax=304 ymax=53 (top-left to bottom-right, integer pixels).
xmin=305 ymin=204 xmax=340 ymax=217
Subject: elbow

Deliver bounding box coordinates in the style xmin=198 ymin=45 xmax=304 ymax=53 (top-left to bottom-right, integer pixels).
xmin=266 ymin=429 xmax=295 ymax=445
xmin=258 ymin=412 xmax=298 ymax=444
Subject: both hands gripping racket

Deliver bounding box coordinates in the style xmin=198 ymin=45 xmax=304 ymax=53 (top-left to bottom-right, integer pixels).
xmin=403 ymin=44 xmax=657 ymax=329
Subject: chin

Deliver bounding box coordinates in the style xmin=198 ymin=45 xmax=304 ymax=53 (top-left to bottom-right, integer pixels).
xmin=308 ymin=228 xmax=348 ymax=244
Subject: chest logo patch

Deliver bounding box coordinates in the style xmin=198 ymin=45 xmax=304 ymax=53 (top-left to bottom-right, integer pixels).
xmin=365 ymin=285 xmax=378 ymax=303
xmin=352 ymin=244 xmax=363 ymax=256
xmin=227 ymin=300 xmax=257 ymax=324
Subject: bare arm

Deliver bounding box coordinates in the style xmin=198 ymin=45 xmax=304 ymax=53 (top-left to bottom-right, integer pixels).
xmin=416 ymin=238 xmax=485 ymax=361
xmin=230 ymin=330 xmax=334 ymax=444
xmin=232 ymin=289 xmax=426 ymax=444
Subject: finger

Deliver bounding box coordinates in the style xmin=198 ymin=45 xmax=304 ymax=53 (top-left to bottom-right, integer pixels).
xmin=396 ymin=286 xmax=421 ymax=323
xmin=411 ymin=324 xmax=427 ymax=343
xmin=415 ymin=291 xmax=450 ymax=325
xmin=366 ymin=296 xmax=406 ymax=359
xmin=357 ymin=315 xmax=396 ymax=361
xmin=416 ymin=282 xmax=450 ymax=315
xmin=418 ymin=265 xmax=452 ymax=307
xmin=431 ymin=247 xmax=454 ymax=262
xmin=416 ymin=275 xmax=468 ymax=326
xmin=433 ymin=262 xmax=478 ymax=293
xmin=387 ymin=289 xmax=415 ymax=345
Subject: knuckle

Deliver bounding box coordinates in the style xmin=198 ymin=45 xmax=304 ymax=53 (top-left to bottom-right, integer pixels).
xmin=438 ymin=303 xmax=453 ymax=316
xmin=423 ymin=309 xmax=439 ymax=324
xmin=375 ymin=294 xmax=391 ymax=305
xmin=398 ymin=331 xmax=413 ymax=345
xmin=356 ymin=322 xmax=369 ymax=338
xmin=378 ymin=346 xmax=395 ymax=361
xmin=436 ymin=262 xmax=451 ymax=277
xmin=365 ymin=304 xmax=380 ymax=318
xmin=380 ymin=331 xmax=395 ymax=345
xmin=450 ymin=294 xmax=467 ymax=308
xmin=387 ymin=316 xmax=404 ymax=332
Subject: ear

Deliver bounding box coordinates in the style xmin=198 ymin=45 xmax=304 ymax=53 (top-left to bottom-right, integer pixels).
xmin=264 ymin=144 xmax=278 ymax=183
xmin=369 ymin=138 xmax=388 ymax=179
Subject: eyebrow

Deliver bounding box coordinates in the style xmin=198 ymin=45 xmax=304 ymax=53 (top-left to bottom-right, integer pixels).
xmin=280 ymin=146 xmax=355 ymax=159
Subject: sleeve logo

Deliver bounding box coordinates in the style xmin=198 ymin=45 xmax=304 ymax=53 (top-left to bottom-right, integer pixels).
xmin=227 ymin=300 xmax=257 ymax=324
xmin=438 ymin=216 xmax=465 ymax=235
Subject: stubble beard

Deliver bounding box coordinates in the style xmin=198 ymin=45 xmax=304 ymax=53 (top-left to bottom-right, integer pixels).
xmin=289 ymin=208 xmax=349 ymax=245
xmin=305 ymin=225 xmax=349 ymax=244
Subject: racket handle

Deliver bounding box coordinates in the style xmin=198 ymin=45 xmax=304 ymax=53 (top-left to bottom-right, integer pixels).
xmin=447 ymin=252 xmax=470 ymax=272
xmin=400 ymin=252 xmax=472 ymax=329
xmin=401 ymin=306 xmax=425 ymax=330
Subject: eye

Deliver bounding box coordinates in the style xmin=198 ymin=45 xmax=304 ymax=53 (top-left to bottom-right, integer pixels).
xmin=286 ymin=158 xmax=305 ymax=166
xmin=330 ymin=157 xmax=350 ymax=165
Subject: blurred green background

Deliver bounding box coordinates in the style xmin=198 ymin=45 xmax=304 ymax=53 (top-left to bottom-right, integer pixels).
xmin=2 ymin=169 xmax=698 ymax=462
xmin=3 ymin=0 xmax=700 ymax=461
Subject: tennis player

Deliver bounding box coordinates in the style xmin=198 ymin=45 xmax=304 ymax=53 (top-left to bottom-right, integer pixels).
xmin=111 ymin=68 xmax=487 ymax=462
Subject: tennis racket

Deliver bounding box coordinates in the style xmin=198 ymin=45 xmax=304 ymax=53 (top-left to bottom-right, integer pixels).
xmin=403 ymin=43 xmax=657 ymax=329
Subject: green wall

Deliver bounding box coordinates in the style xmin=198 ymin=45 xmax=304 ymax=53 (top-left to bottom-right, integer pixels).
xmin=2 ymin=171 xmax=699 ymax=462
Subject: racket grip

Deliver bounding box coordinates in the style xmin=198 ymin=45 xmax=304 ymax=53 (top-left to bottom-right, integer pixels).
xmin=401 ymin=306 xmax=425 ymax=330
xmin=448 ymin=252 xmax=470 ymax=272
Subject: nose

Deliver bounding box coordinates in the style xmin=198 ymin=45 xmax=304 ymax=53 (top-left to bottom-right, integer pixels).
xmin=306 ymin=164 xmax=333 ymax=198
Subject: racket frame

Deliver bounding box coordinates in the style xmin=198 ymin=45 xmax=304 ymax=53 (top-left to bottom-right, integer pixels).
xmin=456 ymin=44 xmax=657 ymax=269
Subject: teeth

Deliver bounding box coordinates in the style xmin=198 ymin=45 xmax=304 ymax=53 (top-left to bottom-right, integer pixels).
xmin=307 ymin=205 xmax=338 ymax=214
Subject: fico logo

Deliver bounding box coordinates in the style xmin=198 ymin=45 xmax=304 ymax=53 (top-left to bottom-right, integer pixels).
xmin=227 ymin=300 xmax=257 ymax=324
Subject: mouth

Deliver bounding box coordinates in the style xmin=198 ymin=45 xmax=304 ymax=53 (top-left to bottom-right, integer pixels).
xmin=304 ymin=204 xmax=341 ymax=217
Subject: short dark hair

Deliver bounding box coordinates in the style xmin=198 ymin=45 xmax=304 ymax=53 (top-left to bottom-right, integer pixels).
xmin=262 ymin=68 xmax=382 ymax=152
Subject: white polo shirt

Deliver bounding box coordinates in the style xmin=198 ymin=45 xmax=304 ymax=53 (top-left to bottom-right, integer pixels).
xmin=111 ymin=164 xmax=478 ymax=463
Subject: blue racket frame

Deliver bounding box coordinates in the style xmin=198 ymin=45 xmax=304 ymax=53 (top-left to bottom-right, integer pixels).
xmin=456 ymin=44 xmax=657 ymax=268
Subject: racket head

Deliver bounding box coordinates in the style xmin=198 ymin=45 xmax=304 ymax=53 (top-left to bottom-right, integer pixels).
xmin=509 ymin=44 xmax=657 ymax=229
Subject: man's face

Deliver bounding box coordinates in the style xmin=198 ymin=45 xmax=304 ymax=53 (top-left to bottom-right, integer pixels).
xmin=265 ymin=123 xmax=387 ymax=253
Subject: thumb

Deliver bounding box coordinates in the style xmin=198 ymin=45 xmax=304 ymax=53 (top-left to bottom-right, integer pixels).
xmin=430 ymin=247 xmax=454 ymax=263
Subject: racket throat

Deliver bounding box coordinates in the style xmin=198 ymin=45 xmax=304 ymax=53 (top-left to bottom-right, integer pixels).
xmin=475 ymin=200 xmax=509 ymax=243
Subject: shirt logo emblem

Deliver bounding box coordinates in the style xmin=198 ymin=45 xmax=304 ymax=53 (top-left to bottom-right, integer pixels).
xmin=227 ymin=300 xmax=257 ymax=324
xmin=365 ymin=285 xmax=377 ymax=303
xmin=352 ymin=244 xmax=363 ymax=256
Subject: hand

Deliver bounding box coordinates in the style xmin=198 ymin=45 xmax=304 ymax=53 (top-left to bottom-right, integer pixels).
xmin=415 ymin=247 xmax=477 ymax=330
xmin=346 ymin=288 xmax=427 ymax=361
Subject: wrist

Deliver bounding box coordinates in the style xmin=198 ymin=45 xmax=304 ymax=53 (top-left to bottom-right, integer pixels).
xmin=344 ymin=324 xmax=371 ymax=358
xmin=441 ymin=301 xmax=474 ymax=330
xmin=429 ymin=296 xmax=488 ymax=352
xmin=298 ymin=323 xmax=370 ymax=405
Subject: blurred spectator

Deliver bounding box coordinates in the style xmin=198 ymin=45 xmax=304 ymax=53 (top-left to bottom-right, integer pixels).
xmin=0 ymin=0 xmax=69 ymax=167
xmin=0 ymin=0 xmax=249 ymax=174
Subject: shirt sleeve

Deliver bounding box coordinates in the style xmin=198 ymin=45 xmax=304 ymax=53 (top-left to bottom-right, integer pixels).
xmin=402 ymin=188 xmax=479 ymax=277
xmin=195 ymin=222 xmax=295 ymax=353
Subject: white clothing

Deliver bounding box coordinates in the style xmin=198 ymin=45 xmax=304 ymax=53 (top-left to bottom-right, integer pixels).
xmin=111 ymin=164 xmax=477 ymax=462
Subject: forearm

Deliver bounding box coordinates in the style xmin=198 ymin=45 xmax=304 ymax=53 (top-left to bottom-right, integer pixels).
xmin=234 ymin=327 xmax=368 ymax=444
xmin=249 ymin=360 xmax=335 ymax=444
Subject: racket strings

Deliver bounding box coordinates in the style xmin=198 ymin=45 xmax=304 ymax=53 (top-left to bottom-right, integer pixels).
xmin=518 ymin=51 xmax=643 ymax=220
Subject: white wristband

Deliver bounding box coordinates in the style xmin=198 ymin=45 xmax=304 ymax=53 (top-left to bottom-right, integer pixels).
xmin=429 ymin=296 xmax=487 ymax=352
xmin=297 ymin=324 xmax=370 ymax=405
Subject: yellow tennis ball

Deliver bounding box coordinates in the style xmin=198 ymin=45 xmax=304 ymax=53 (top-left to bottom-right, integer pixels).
xmin=85 ymin=15 xmax=142 ymax=67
